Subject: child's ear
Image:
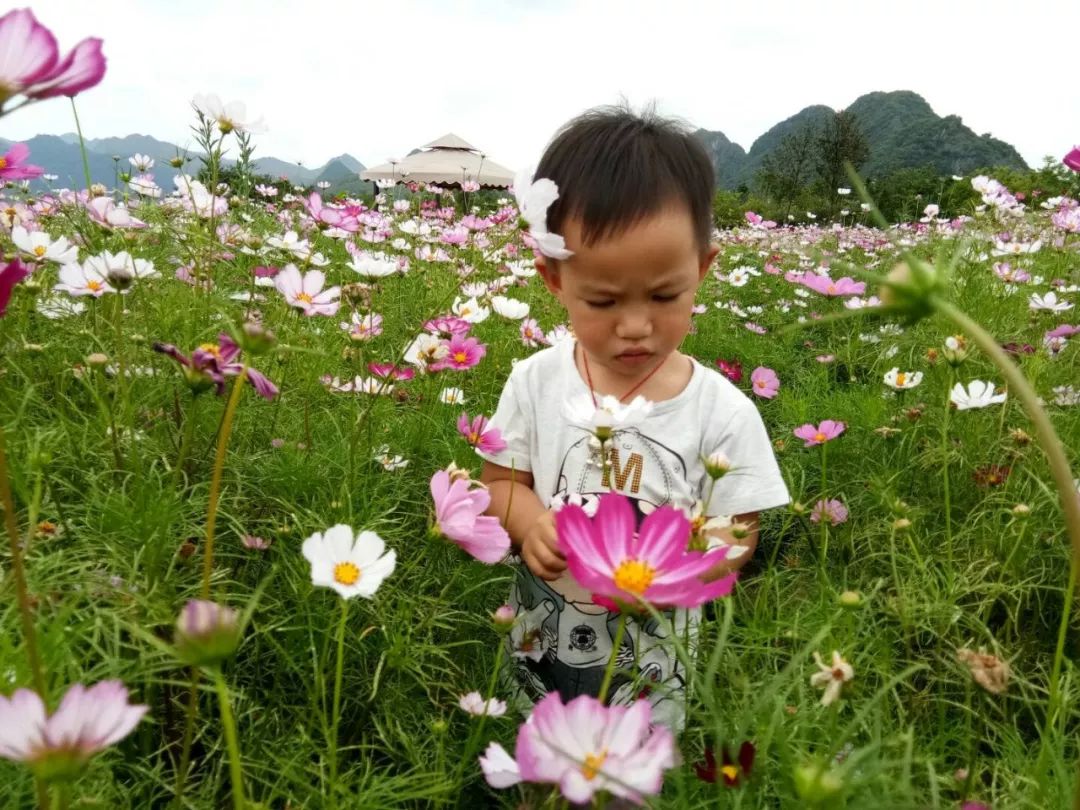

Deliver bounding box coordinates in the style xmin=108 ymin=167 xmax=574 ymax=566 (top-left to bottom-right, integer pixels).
xmin=537 ymin=256 xmax=563 ymax=297
xmin=697 ymin=242 xmax=721 ymax=283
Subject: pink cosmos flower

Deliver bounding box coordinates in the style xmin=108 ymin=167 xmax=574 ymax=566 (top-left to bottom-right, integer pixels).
xmin=750 ymin=366 xmax=779 ymax=399
xmin=519 ymin=317 xmax=548 ymax=348
xmin=0 ymin=144 xmax=43 ymax=180
xmin=0 ymin=9 xmax=106 ymax=110
xmin=1046 ymin=324 xmax=1080 ymax=339
xmin=793 ymin=420 xmax=846 ymax=447
xmin=341 ymin=312 xmax=383 ymax=341
xmin=457 ymin=413 xmax=507 ymax=454
xmin=744 ymin=322 xmax=767 ymax=335
xmin=430 ymin=469 xmax=511 ymax=564
xmin=480 ymin=692 xmax=676 ymax=804
xmin=84 ymin=196 xmax=146 ymax=229
xmin=368 ymin=362 xmax=415 ymax=381
xmin=274 ymin=264 xmax=340 ymax=316
xmin=433 ymin=334 xmax=486 ymax=371
xmin=0 ymin=259 xmax=32 ymax=316
xmin=303 ymin=191 xmax=359 ymax=232
xmin=810 ymin=499 xmax=848 ymax=526
xmin=798 ymin=272 xmax=866 ymax=297
xmin=556 ymin=492 xmax=738 ymax=611
xmin=0 ymin=681 xmax=146 ymax=777
xmin=1064 ymin=147 xmax=1080 ymax=173
xmin=252 ymin=265 xmax=279 ymax=278
xmin=424 ymin=315 xmax=471 ymax=337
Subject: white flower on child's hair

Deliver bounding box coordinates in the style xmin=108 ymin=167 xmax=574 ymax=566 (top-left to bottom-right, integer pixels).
xmin=512 ymin=166 xmax=573 ymax=260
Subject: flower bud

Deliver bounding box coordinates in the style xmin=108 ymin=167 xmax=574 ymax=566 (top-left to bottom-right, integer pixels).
xmin=790 ymin=501 xmax=807 ymax=516
xmin=942 ymin=335 xmax=969 ymax=366
xmin=730 ymin=522 xmax=751 ymax=540
xmin=89 ymin=183 xmax=107 ymax=197
xmin=86 ymin=352 xmax=109 ymax=368
xmin=240 ymin=320 xmax=276 ymax=355
xmin=839 ymin=590 xmax=862 ymax=607
xmin=878 ymin=259 xmax=943 ymax=325
xmin=169 ymin=157 xmax=185 ymax=168
xmin=175 ymin=599 xmax=241 ymax=666
xmin=1011 ymin=503 xmax=1030 ymax=518
xmin=892 ymin=517 xmax=912 ymax=532
xmin=492 ymin=604 xmax=515 ymax=633
xmin=703 ymin=450 xmax=732 ymax=480
xmin=106 ymin=264 xmax=134 ymax=291
xmin=794 ymin=761 xmax=844 ymax=803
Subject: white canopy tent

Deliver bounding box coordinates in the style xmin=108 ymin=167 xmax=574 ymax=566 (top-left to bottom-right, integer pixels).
xmin=360 ymin=133 xmax=515 ymax=188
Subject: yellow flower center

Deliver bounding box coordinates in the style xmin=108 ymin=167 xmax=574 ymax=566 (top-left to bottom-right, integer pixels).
xmin=827 ymin=283 xmax=836 ymax=293
xmin=453 ymin=351 xmax=468 ymax=363
xmin=581 ymin=751 xmax=607 ymax=781
xmin=721 ymin=764 xmax=739 ymax=782
xmin=199 ymin=343 xmax=221 ymax=358
xmin=612 ymin=559 xmax=655 ymax=595
xmin=86 ymin=280 xmax=102 ymax=292
xmin=33 ymin=245 xmax=46 ymax=257
xmin=468 ymin=431 xmax=480 ymax=444
xmin=755 ymin=379 xmax=766 ymax=388
xmin=333 ymin=561 xmax=361 ymax=586
xmin=296 ymin=292 xmax=313 ymax=304
xmin=0 ymin=157 xmax=7 ymax=169
xmin=896 ymin=372 xmax=906 ymax=387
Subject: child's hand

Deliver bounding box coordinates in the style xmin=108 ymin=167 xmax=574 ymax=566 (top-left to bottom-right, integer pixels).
xmin=521 ymin=510 xmax=566 ymax=581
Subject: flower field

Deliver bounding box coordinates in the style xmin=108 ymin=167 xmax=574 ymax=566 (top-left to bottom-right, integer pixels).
xmin=2 ymin=8 xmax=1080 ymax=810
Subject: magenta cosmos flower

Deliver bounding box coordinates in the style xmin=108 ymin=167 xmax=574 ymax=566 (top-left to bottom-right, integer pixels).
xmin=0 ymin=259 xmax=32 ymax=317
xmin=793 ymin=420 xmax=846 ymax=447
xmin=810 ymin=498 xmax=848 ymax=526
xmin=716 ymin=358 xmax=743 ymax=383
xmin=0 ymin=9 xmax=106 ymax=112
xmin=798 ymin=272 xmax=866 ymax=297
xmin=0 ymin=144 xmax=43 ymax=180
xmin=154 ymin=332 xmax=278 ymax=400
xmin=750 ymin=366 xmax=779 ymax=399
xmin=457 ymin=413 xmax=507 ymax=454
xmin=430 ymin=469 xmax=511 ymax=563
xmin=0 ymin=681 xmax=146 ymax=780
xmin=1063 ymin=147 xmax=1080 ymax=173
xmin=432 ymin=334 xmax=486 ymax=371
xmin=274 ymin=264 xmax=340 ymax=316
xmin=479 ymin=692 xmax=675 ymax=804
xmin=556 ymin=492 xmax=738 ymax=611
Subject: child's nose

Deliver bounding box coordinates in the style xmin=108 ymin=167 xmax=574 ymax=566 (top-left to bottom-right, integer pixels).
xmin=615 ymin=307 xmax=653 ymax=340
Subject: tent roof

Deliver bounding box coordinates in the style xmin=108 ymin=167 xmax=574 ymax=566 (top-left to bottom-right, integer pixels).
xmin=421 ymin=133 xmax=477 ymax=151
xmin=361 ymin=135 xmax=515 ymax=188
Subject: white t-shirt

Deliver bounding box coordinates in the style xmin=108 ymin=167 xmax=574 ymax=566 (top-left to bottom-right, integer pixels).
xmin=477 ymin=338 xmax=790 ymax=727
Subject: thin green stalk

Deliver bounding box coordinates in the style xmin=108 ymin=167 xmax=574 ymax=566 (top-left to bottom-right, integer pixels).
xmin=0 ymin=428 xmax=46 ymax=697
xmin=171 ymin=666 xmax=201 ymax=809
xmin=171 ymin=394 xmax=201 ymax=490
xmin=70 ymin=99 xmax=93 ymax=193
xmin=212 ymin=667 xmax=246 ymax=810
xmin=201 ymin=367 xmax=248 ymax=599
xmin=328 ymin=599 xmax=350 ymax=810
xmin=941 ymin=365 xmax=954 ymax=566
xmin=819 ymin=441 xmax=829 ymax=562
xmin=597 ymin=614 xmax=627 ymax=704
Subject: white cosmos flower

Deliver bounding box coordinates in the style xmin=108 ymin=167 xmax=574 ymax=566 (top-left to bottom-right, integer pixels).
xmin=128 ymin=153 xmax=154 ymax=171
xmin=883 ymin=368 xmax=923 ymax=390
xmin=36 ymin=296 xmax=86 ymax=319
xmin=439 ymin=387 xmax=466 ymax=405
xmin=349 ymin=253 xmax=398 ymax=278
xmin=512 ymin=166 xmax=573 ymax=260
xmin=11 ymin=226 xmax=78 ymax=264
xmin=192 ymin=93 xmax=267 ymax=134
xmin=373 ymin=445 xmax=409 ymax=471
xmin=458 ymin=692 xmax=507 ymax=717
xmin=506 ymin=260 xmax=536 ymax=279
xmin=810 ymin=651 xmax=854 ymax=706
xmin=479 ymin=742 xmax=522 ymax=788
xmin=490 ymin=295 xmax=530 ymax=320
xmin=564 ymin=394 xmax=654 ymax=435
xmin=1029 ymin=291 xmax=1073 ymax=313
xmin=950 ymin=380 xmax=1007 ymax=410
xmin=451 ymin=295 xmax=490 ymax=323
xmin=404 ymin=333 xmax=450 ymax=369
xmin=54 ymin=261 xmax=114 ymax=297
xmin=301 ymin=525 xmax=395 ymax=600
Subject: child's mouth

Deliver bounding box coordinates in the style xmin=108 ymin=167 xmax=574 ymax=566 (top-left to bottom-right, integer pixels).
xmin=617 ymin=350 xmax=653 ymax=365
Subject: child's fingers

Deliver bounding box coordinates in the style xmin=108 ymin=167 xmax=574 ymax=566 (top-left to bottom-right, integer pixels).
xmin=525 ymin=543 xmax=566 ymax=580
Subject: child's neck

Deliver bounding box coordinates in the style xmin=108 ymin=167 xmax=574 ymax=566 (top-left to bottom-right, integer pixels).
xmin=575 ymin=343 xmax=693 ymax=404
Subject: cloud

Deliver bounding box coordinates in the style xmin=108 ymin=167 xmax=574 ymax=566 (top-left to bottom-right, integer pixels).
xmin=4 ymin=0 xmax=1077 ymax=170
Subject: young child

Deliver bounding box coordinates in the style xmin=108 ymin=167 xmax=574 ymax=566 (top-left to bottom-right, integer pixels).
xmin=476 ymin=106 xmax=790 ymax=728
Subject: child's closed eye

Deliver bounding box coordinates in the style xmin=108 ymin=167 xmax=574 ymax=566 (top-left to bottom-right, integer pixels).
xmin=585 ymin=299 xmax=615 ymax=309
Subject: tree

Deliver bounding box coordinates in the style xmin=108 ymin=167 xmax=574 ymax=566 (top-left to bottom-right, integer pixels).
xmin=756 ymin=123 xmax=818 ymax=219
xmin=815 ymin=110 xmax=869 ymax=210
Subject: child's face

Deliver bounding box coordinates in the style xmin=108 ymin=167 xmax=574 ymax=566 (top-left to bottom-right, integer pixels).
xmin=536 ymin=206 xmax=718 ymax=381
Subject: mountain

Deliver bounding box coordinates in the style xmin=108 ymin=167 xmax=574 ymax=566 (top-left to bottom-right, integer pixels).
xmin=1 ymin=132 xmax=366 ymax=191
xmin=694 ymin=91 xmax=1028 ymax=190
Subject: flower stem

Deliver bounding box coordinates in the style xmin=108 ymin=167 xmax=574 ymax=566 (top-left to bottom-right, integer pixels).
xmin=171 ymin=666 xmax=201 ymax=809
xmin=201 ymin=366 xmax=248 ymax=599
xmin=171 ymin=394 xmax=201 ymax=490
xmin=598 ymin=614 xmax=627 ymax=704
xmin=819 ymin=441 xmax=829 ymax=564
xmin=211 ymin=667 xmax=246 ymax=810
xmin=941 ymin=365 xmax=954 ymax=568
xmin=932 ymin=298 xmax=1080 ymax=794
xmin=0 ymin=428 xmax=46 ymax=697
xmin=328 ymin=599 xmax=350 ymax=810
xmin=69 ymin=99 xmax=93 ymax=194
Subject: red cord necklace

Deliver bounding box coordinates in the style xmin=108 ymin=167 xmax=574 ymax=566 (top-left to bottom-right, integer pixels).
xmin=579 ymin=343 xmax=668 ymax=407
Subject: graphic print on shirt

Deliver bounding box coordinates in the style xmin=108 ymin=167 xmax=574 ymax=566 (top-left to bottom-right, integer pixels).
xmin=505 ymin=424 xmax=694 ymax=729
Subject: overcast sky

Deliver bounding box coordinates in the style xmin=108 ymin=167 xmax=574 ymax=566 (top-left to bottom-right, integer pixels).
xmin=6 ymin=0 xmax=1078 ymax=171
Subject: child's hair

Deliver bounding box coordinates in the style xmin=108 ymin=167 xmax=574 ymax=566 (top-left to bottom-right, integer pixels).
xmin=535 ymin=103 xmax=715 ymax=253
